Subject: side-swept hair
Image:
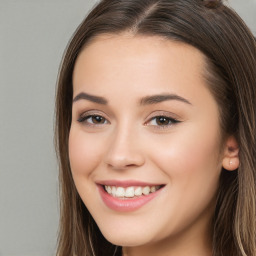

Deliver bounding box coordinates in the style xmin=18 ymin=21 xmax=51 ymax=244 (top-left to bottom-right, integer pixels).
xmin=55 ymin=0 xmax=256 ymax=255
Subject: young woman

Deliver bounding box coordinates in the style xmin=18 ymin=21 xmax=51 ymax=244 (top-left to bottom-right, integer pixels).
xmin=55 ymin=0 xmax=256 ymax=255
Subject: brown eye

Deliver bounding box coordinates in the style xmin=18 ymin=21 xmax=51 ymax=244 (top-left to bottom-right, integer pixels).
xmin=147 ymin=116 xmax=180 ymax=128
xmin=156 ymin=117 xmax=171 ymax=126
xmin=91 ymin=115 xmax=105 ymax=124
xmin=78 ymin=115 xmax=108 ymax=125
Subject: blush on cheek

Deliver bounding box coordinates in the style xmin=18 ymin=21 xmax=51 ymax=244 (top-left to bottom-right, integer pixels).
xmin=68 ymin=130 xmax=100 ymax=176
xmin=154 ymin=126 xmax=221 ymax=182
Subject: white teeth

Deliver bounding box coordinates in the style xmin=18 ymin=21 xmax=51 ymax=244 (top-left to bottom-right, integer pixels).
xmin=134 ymin=187 xmax=142 ymax=196
xmin=125 ymin=187 xmax=135 ymax=197
xmin=104 ymin=185 xmax=161 ymax=198
xmin=106 ymin=186 xmax=112 ymax=194
xmin=142 ymin=186 xmax=150 ymax=195
xmin=150 ymin=186 xmax=156 ymax=193
xmin=111 ymin=186 xmax=116 ymax=196
xmin=115 ymin=187 xmax=125 ymax=197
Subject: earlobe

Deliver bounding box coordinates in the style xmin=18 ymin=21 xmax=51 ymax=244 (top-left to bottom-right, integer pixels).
xmin=222 ymin=136 xmax=240 ymax=171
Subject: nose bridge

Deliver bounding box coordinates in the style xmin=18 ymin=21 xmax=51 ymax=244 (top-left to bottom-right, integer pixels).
xmin=105 ymin=121 xmax=144 ymax=169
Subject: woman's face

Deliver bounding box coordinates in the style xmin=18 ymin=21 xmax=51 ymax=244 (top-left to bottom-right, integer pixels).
xmin=69 ymin=34 xmax=224 ymax=253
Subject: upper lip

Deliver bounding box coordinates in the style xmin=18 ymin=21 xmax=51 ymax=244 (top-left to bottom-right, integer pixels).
xmin=96 ymin=179 xmax=165 ymax=188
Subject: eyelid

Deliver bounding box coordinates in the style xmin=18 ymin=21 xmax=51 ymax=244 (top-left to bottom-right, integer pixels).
xmin=77 ymin=110 xmax=110 ymax=124
xmin=78 ymin=109 xmax=108 ymax=118
xmin=145 ymin=111 xmax=181 ymax=122
xmin=144 ymin=111 xmax=182 ymax=129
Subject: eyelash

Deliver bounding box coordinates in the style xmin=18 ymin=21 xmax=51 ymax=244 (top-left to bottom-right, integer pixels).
xmin=77 ymin=113 xmax=181 ymax=129
xmin=77 ymin=114 xmax=109 ymax=126
xmin=146 ymin=115 xmax=180 ymax=129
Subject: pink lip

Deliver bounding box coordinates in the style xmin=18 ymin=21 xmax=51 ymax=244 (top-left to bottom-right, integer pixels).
xmin=97 ymin=183 xmax=164 ymax=212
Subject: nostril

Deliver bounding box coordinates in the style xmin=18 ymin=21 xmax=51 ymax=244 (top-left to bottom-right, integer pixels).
xmin=105 ymin=151 xmax=145 ymax=170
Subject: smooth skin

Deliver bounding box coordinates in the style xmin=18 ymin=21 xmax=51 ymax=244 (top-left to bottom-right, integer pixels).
xmin=69 ymin=34 xmax=239 ymax=256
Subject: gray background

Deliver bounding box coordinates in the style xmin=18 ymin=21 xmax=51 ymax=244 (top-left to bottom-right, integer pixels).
xmin=0 ymin=1 xmax=255 ymax=256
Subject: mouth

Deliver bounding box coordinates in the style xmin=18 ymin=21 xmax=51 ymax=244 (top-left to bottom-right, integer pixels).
xmin=97 ymin=181 xmax=165 ymax=212
xmin=103 ymin=184 xmax=163 ymax=199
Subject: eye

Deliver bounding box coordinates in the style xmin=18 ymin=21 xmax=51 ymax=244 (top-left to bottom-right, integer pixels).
xmin=77 ymin=114 xmax=108 ymax=125
xmin=146 ymin=115 xmax=180 ymax=128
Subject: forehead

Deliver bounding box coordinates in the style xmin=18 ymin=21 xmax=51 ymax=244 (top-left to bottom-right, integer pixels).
xmin=72 ymin=34 xmax=209 ymax=104
xmin=74 ymin=33 xmax=205 ymax=77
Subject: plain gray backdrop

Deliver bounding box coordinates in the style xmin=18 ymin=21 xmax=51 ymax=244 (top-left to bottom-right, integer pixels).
xmin=0 ymin=1 xmax=255 ymax=256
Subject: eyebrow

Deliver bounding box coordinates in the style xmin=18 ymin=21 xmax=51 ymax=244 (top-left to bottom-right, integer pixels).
xmin=140 ymin=93 xmax=192 ymax=105
xmin=73 ymin=92 xmax=108 ymax=104
xmin=73 ymin=92 xmax=192 ymax=106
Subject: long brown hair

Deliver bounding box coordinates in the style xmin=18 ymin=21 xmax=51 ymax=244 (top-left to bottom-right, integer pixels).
xmin=55 ymin=0 xmax=256 ymax=255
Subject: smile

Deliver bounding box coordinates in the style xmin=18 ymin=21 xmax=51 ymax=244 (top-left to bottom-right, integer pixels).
xmin=104 ymin=185 xmax=161 ymax=198
xmin=98 ymin=182 xmax=165 ymax=212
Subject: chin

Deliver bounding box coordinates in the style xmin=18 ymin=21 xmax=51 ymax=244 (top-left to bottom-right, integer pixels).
xmin=100 ymin=228 xmax=152 ymax=247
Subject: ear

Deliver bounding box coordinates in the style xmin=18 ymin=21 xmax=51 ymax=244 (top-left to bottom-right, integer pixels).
xmin=222 ymin=136 xmax=240 ymax=171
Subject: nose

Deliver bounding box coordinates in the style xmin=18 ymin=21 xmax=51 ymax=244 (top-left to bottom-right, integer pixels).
xmin=104 ymin=127 xmax=145 ymax=170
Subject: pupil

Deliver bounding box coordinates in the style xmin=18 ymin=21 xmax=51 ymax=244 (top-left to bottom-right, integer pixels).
xmin=157 ymin=117 xmax=169 ymax=125
xmin=93 ymin=116 xmax=104 ymax=123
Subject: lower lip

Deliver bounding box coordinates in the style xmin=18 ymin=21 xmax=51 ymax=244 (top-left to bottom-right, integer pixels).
xmin=98 ymin=185 xmax=162 ymax=212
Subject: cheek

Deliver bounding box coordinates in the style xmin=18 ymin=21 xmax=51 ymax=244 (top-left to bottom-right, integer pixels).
xmin=68 ymin=127 xmax=107 ymax=211
xmin=168 ymin=121 xmax=220 ymax=169
xmin=68 ymin=127 xmax=103 ymax=177
xmin=149 ymin=122 xmax=222 ymax=199
xmin=143 ymin=124 xmax=222 ymax=236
